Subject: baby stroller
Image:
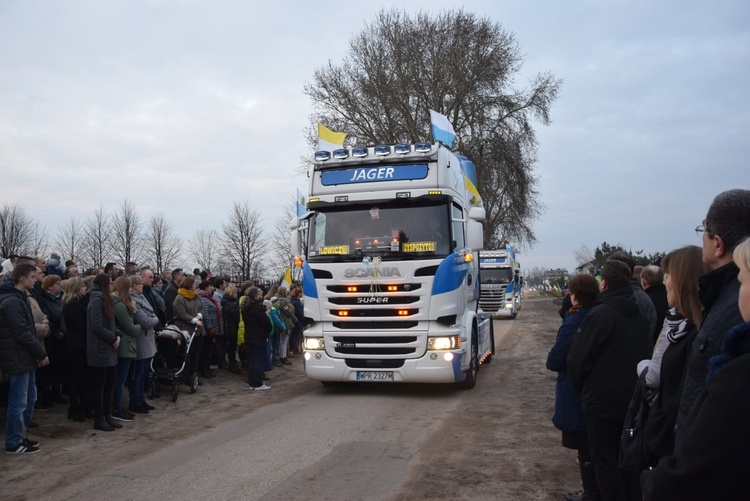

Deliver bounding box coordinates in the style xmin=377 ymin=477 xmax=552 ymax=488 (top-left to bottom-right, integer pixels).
xmin=147 ymin=325 xmax=200 ymax=402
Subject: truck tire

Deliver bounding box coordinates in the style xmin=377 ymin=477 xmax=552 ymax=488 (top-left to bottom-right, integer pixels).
xmin=458 ymin=328 xmax=478 ymax=389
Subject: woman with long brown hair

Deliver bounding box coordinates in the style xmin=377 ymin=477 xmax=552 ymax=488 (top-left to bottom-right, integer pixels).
xmin=86 ymin=273 xmax=121 ymax=431
xmin=111 ymin=276 xmax=141 ymax=421
xmin=642 ymin=246 xmax=710 ymax=464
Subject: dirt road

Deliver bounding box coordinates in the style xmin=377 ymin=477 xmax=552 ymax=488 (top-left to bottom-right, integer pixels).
xmin=1 ymin=294 xmax=577 ymax=500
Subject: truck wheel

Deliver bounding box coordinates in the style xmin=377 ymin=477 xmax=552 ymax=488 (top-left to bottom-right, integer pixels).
xmin=458 ymin=329 xmax=478 ymax=389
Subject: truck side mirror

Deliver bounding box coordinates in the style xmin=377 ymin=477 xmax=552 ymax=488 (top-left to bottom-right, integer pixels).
xmin=466 ymin=220 xmax=483 ymax=251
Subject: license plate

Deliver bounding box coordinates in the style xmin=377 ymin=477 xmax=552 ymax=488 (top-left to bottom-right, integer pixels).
xmin=357 ymin=371 xmax=394 ymax=381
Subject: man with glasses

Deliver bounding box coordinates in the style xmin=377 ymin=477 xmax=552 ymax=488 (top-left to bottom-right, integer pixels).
xmin=0 ymin=263 xmax=49 ymax=454
xmin=675 ymin=189 xmax=750 ymax=454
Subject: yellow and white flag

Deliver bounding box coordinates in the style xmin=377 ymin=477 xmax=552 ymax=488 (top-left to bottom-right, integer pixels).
xmin=280 ymin=267 xmax=293 ymax=289
xmin=317 ymin=124 xmax=346 ymax=152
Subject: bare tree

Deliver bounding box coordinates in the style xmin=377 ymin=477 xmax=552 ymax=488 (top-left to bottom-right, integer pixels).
xmin=191 ymin=228 xmax=219 ymax=272
xmin=268 ymin=199 xmax=296 ymax=282
xmin=220 ymin=200 xmax=266 ymax=281
xmin=144 ymin=212 xmax=181 ymax=272
xmin=81 ymin=205 xmax=112 ymax=269
xmin=304 ymin=8 xmax=560 ymax=249
xmin=111 ymin=198 xmax=143 ymax=266
xmin=574 ymin=244 xmax=595 ymax=267
xmin=0 ymin=203 xmax=36 ymax=257
xmin=55 ymin=217 xmax=84 ymax=263
xmin=26 ymin=222 xmax=48 ymax=258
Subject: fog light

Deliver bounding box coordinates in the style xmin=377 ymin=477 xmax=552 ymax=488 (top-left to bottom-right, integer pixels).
xmin=304 ymin=352 xmax=311 ymax=361
xmin=444 ymin=352 xmax=454 ymax=361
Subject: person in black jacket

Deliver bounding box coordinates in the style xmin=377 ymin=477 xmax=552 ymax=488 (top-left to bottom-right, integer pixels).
xmin=221 ymin=284 xmax=241 ymax=374
xmin=674 ymin=189 xmax=750 ymax=454
xmin=163 ymin=268 xmax=184 ymax=325
xmin=241 ymin=286 xmax=272 ymax=390
xmin=568 ymin=259 xmax=650 ymax=501
xmin=642 ymin=236 xmax=750 ymax=499
xmin=61 ymin=277 xmax=91 ymax=421
xmin=0 ymin=263 xmax=49 ymax=454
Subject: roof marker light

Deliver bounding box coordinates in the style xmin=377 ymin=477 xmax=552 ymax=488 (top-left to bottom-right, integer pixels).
xmin=415 ymin=142 xmax=432 ymax=153
xmin=374 ymin=145 xmax=391 ymax=156
xmin=333 ymin=149 xmax=349 ymax=159
xmin=394 ymin=144 xmax=411 ymax=154
xmin=315 ymin=151 xmax=331 ymax=161
xmin=352 ymin=147 xmax=368 ymax=158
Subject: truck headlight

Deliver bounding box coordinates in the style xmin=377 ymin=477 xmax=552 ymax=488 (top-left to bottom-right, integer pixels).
xmin=427 ymin=336 xmax=461 ymax=350
xmin=303 ymin=337 xmax=325 ymax=350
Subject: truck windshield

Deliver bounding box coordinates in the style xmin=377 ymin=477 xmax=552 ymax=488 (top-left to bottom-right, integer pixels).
xmin=480 ymin=268 xmax=514 ymax=284
xmin=307 ymin=203 xmax=452 ymax=261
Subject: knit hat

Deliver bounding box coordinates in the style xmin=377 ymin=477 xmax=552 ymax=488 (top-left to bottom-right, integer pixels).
xmin=263 ymin=299 xmax=272 ymax=308
xmin=271 ymin=296 xmax=280 ymax=305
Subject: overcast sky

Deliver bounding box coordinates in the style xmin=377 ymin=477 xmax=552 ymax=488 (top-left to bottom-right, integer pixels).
xmin=1 ymin=0 xmax=748 ymax=275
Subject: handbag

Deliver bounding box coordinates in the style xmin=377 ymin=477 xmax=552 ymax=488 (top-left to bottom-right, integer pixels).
xmin=619 ymin=369 xmax=658 ymax=472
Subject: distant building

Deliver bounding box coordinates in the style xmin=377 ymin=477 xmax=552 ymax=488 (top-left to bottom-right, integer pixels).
xmin=542 ymin=268 xmax=569 ymax=284
xmin=575 ymin=261 xmax=596 ymax=276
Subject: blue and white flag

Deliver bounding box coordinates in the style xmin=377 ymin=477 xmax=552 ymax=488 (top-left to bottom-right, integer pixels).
xmin=296 ymin=188 xmax=306 ymax=217
xmin=429 ymin=109 xmax=456 ymax=148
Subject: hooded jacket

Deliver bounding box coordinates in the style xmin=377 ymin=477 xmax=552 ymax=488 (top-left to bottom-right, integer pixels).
xmin=567 ymin=282 xmax=650 ymax=421
xmin=241 ymin=297 xmax=272 ymax=342
xmin=0 ymin=282 xmax=47 ymax=373
xmin=86 ymin=285 xmax=118 ymax=368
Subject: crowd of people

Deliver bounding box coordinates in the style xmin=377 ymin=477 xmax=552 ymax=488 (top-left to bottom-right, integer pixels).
xmin=0 ymin=258 xmax=305 ymax=451
xmin=547 ymin=188 xmax=750 ymax=500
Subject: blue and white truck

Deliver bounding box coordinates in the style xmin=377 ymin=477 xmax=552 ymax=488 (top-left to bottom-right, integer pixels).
xmin=478 ymin=247 xmax=522 ymax=319
xmin=290 ymin=141 xmax=494 ymax=388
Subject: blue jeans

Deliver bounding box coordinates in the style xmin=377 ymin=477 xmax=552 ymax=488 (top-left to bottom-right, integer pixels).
xmin=128 ymin=358 xmax=151 ymax=407
xmin=114 ymin=358 xmax=133 ymax=411
xmin=5 ymin=371 xmax=37 ymax=449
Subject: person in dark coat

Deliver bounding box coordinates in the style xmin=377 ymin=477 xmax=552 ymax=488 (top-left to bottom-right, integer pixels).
xmin=674 ymin=189 xmax=750 ymax=454
xmin=163 ymin=268 xmax=184 ymax=324
xmin=640 ymin=265 xmax=669 ymax=348
xmin=567 ymin=260 xmax=650 ymax=501
xmin=0 ymin=263 xmax=49 ymax=454
xmin=221 ymin=284 xmax=241 ymax=374
xmin=241 ymin=286 xmax=272 ymax=390
xmin=61 ymin=277 xmax=91 ymax=421
xmin=87 ymin=274 xmax=121 ymax=432
xmin=290 ymin=288 xmax=305 ymax=355
xmin=640 ymin=246 xmax=709 ymax=466
xmin=642 ymin=236 xmax=750 ymax=499
xmin=546 ymin=274 xmax=601 ymax=501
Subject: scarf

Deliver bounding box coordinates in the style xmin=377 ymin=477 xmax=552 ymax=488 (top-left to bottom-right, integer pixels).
xmin=665 ymin=307 xmax=692 ymax=343
xmin=178 ymin=287 xmax=197 ymax=300
xmin=707 ymin=321 xmax=750 ymax=382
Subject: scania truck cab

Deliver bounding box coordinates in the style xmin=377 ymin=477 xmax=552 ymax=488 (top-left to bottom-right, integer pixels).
xmin=291 ymin=142 xmax=494 ymax=388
